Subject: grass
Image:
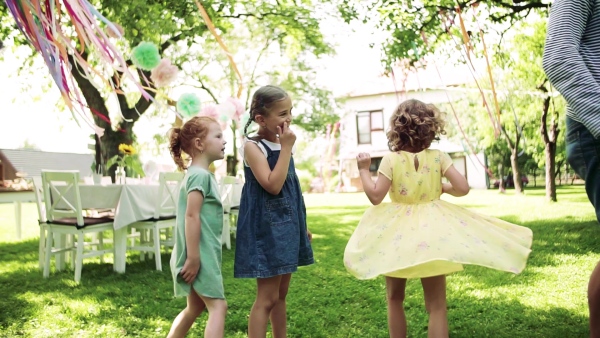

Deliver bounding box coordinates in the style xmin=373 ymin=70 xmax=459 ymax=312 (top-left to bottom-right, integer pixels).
xmin=0 ymin=185 xmax=598 ymax=337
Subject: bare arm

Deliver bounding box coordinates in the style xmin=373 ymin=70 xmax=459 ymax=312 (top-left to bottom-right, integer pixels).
xmin=357 ymin=152 xmax=392 ymax=205
xmin=180 ymin=190 xmax=203 ymax=284
xmin=442 ymin=165 xmax=470 ymax=197
xmin=245 ymin=122 xmax=295 ymax=195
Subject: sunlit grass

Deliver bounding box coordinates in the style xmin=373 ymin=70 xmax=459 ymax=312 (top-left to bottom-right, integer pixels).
xmin=0 ymin=185 xmax=597 ymax=337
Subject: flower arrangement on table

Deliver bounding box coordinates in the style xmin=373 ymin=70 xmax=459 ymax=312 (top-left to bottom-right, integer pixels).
xmin=106 ymin=144 xmax=145 ymax=178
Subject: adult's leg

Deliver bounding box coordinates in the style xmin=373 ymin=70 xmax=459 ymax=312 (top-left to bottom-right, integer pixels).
xmin=249 ymin=275 xmax=283 ymax=338
xmin=566 ymin=117 xmax=600 ymax=337
xmin=385 ymin=276 xmax=408 ymax=338
xmin=421 ymin=275 xmax=448 ymax=338
xmin=270 ymin=273 xmax=292 ymax=338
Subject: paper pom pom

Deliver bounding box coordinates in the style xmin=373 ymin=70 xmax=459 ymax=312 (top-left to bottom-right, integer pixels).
xmin=200 ymin=105 xmax=219 ymax=119
xmin=177 ymin=93 xmax=202 ymax=118
xmin=106 ymin=23 xmax=124 ymax=39
xmin=240 ymin=112 xmax=250 ymax=127
xmin=219 ymin=120 xmax=229 ymax=131
xmin=131 ymin=42 xmax=161 ymax=71
xmin=150 ymin=59 xmax=179 ymax=87
xmin=226 ymin=97 xmax=245 ymax=121
xmin=217 ymin=101 xmax=236 ymax=119
xmin=219 ymin=113 xmax=229 ymax=122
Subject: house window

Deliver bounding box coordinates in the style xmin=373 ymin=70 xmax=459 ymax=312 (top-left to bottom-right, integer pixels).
xmin=356 ymin=110 xmax=384 ymax=144
xmin=369 ymin=157 xmax=383 ymax=174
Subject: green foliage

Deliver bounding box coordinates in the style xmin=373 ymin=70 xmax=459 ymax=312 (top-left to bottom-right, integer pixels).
xmin=337 ymin=0 xmax=549 ymax=69
xmin=1 ymin=0 xmax=340 ymax=178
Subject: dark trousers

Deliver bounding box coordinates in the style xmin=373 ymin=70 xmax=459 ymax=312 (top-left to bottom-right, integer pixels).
xmin=566 ymin=117 xmax=600 ymax=223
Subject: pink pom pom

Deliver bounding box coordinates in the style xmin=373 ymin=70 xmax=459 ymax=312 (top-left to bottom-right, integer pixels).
xmin=106 ymin=23 xmax=124 ymax=39
xmin=226 ymin=97 xmax=245 ymax=122
xmin=200 ymin=104 xmax=219 ymax=119
xmin=150 ymin=59 xmax=179 ymax=87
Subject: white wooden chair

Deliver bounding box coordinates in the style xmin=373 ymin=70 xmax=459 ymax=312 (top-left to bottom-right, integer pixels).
xmin=219 ymin=176 xmax=239 ymax=250
xmin=41 ymin=170 xmax=115 ymax=283
xmin=31 ymin=176 xmax=48 ymax=270
xmin=128 ymin=172 xmax=184 ymax=271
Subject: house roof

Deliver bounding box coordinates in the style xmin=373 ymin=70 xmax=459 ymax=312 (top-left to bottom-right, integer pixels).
xmin=340 ymin=63 xmax=478 ymax=99
xmin=0 ymin=148 xmax=94 ymax=178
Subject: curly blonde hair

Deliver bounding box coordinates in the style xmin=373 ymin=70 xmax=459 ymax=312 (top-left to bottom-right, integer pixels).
xmin=387 ymin=99 xmax=446 ymax=152
xmin=168 ymin=116 xmax=218 ymax=171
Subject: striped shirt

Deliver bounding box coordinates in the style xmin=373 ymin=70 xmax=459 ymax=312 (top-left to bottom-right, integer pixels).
xmin=542 ymin=0 xmax=600 ymax=138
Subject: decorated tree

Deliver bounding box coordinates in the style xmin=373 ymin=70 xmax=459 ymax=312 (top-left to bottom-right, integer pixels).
xmin=1 ymin=0 xmax=338 ymax=177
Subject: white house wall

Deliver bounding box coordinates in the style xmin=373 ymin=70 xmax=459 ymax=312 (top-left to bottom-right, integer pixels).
xmin=338 ymin=89 xmax=487 ymax=189
xmin=339 ymin=89 xmax=454 ymax=160
xmin=465 ymin=153 xmax=489 ymax=189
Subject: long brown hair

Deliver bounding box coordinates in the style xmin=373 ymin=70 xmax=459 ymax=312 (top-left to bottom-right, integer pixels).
xmin=387 ymin=99 xmax=446 ymax=152
xmin=169 ymin=116 xmax=217 ymax=171
xmin=243 ymin=85 xmax=288 ymax=138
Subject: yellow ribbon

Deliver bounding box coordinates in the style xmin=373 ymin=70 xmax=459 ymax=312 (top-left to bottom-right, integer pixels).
xmin=193 ymin=0 xmax=244 ymax=99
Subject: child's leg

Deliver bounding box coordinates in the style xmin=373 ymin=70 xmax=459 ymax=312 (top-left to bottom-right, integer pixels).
xmin=167 ymin=288 xmax=207 ymax=338
xmin=270 ymin=273 xmax=292 ymax=338
xmin=385 ymin=276 xmax=408 ymax=338
xmin=198 ymin=295 xmax=228 ymax=338
xmin=421 ymin=275 xmax=448 ymax=338
xmin=249 ymin=275 xmax=283 ymax=338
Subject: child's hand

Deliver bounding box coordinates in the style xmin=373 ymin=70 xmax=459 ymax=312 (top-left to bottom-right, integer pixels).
xmin=277 ymin=122 xmax=296 ymax=148
xmin=307 ymin=229 xmax=313 ymax=242
xmin=180 ymin=257 xmax=201 ymax=284
xmin=356 ymin=152 xmax=372 ymax=171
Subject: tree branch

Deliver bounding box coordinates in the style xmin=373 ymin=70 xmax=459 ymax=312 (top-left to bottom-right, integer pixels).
xmin=245 ymin=32 xmax=282 ymax=108
xmin=67 ymin=53 xmax=111 ymax=130
xmin=187 ymin=79 xmax=220 ymax=104
xmin=537 ymin=80 xmax=551 ymax=144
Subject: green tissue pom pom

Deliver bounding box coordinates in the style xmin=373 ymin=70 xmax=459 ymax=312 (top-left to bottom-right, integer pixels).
xmin=177 ymin=93 xmax=202 ymax=118
xmin=131 ymin=42 xmax=161 ymax=71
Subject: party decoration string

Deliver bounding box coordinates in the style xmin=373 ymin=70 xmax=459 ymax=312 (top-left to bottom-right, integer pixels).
xmin=5 ymin=0 xmax=154 ymax=133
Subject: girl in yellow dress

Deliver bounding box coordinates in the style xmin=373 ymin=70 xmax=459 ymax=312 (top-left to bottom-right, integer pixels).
xmin=343 ymin=99 xmax=533 ymax=338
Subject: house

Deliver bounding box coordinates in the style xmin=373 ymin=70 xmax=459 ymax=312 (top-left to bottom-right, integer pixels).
xmin=336 ymin=65 xmax=489 ymax=191
xmin=0 ymin=148 xmax=94 ymax=181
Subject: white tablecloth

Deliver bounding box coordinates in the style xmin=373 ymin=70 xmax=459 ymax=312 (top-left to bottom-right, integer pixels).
xmin=53 ymin=183 xmax=176 ymax=273
xmin=55 ymin=184 xmax=176 ymax=230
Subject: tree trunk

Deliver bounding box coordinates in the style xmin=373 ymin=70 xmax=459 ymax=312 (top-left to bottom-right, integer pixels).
xmin=556 ymin=160 xmax=563 ymax=186
xmin=69 ymin=54 xmax=155 ymax=181
xmin=538 ymin=80 xmax=559 ymax=202
xmin=544 ymin=142 xmax=557 ymax=201
xmin=510 ymin=147 xmax=523 ymax=194
xmin=227 ymin=122 xmax=239 ymax=177
xmin=500 ymin=123 xmax=522 ymax=194
xmin=498 ymin=163 xmax=506 ymax=193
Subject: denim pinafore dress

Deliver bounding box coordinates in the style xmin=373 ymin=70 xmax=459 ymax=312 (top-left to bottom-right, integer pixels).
xmin=234 ymin=140 xmax=314 ymax=278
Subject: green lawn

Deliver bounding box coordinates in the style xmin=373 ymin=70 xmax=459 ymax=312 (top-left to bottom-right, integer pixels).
xmin=0 ymin=185 xmax=598 ymax=337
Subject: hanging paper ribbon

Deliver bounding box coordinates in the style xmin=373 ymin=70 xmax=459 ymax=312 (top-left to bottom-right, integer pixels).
xmin=5 ymin=0 xmax=155 ymax=134
xmin=192 ymin=0 xmax=243 ymax=99
xmin=471 ymin=3 xmax=502 ymax=130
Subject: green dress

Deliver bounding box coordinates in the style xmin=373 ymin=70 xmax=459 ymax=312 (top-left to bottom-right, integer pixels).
xmin=170 ymin=166 xmax=224 ymax=299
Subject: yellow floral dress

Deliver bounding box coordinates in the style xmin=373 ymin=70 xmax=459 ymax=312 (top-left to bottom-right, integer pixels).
xmin=344 ymin=150 xmax=533 ymax=279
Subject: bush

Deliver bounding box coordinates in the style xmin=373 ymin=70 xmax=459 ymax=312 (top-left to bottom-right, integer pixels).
xmin=296 ymin=170 xmax=313 ymax=193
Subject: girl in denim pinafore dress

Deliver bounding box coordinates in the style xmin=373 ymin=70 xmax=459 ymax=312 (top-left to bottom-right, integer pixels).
xmin=235 ymin=85 xmax=314 ymax=337
xmin=234 ymin=139 xmax=314 ymax=278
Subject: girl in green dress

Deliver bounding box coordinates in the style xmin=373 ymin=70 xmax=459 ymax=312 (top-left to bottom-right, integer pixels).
xmin=167 ymin=116 xmax=228 ymax=338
